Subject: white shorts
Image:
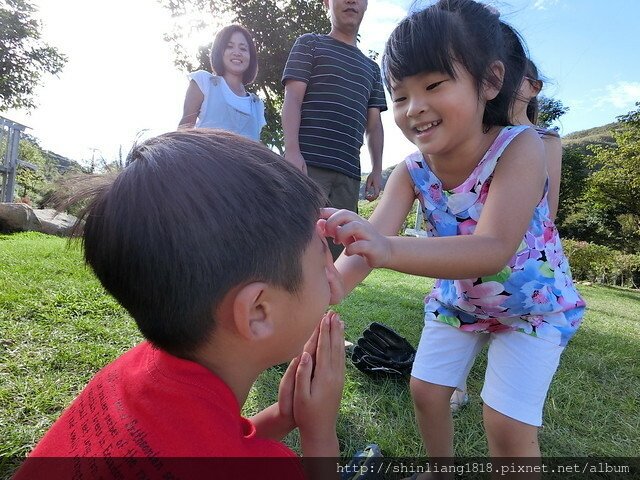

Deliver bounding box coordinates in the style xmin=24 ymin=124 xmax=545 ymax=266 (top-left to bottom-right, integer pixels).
xmin=411 ymin=320 xmax=565 ymax=426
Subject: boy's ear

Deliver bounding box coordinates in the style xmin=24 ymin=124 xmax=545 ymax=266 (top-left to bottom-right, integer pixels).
xmin=483 ymin=60 xmax=505 ymax=102
xmin=232 ymin=282 xmax=275 ymax=341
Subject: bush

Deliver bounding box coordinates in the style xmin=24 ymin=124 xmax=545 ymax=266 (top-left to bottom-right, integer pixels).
xmin=358 ymin=195 xmax=420 ymax=236
xmin=563 ymin=239 xmax=640 ymax=288
xmin=357 ymin=197 xmax=379 ymax=220
xmin=613 ymin=253 xmax=640 ymax=288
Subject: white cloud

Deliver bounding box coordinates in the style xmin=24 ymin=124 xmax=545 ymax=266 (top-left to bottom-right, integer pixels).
xmin=359 ymin=0 xmax=407 ymax=55
xmin=357 ymin=1 xmax=416 ymax=171
xmin=5 ymin=0 xmax=186 ymax=163
xmin=596 ymin=81 xmax=640 ymax=109
xmin=532 ymin=0 xmax=559 ymax=10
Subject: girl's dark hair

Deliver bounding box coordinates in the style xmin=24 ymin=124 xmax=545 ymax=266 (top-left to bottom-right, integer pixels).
xmin=382 ymin=0 xmax=525 ymax=127
xmin=500 ymin=21 xmax=541 ymax=124
xmin=210 ymin=24 xmax=258 ymax=85
xmin=74 ymin=130 xmax=324 ymax=358
xmin=524 ymin=59 xmax=542 ymax=125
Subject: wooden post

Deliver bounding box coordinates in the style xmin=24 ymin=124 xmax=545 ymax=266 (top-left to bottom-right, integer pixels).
xmin=404 ymin=201 xmax=427 ymax=237
xmin=0 ymin=116 xmax=29 ymax=203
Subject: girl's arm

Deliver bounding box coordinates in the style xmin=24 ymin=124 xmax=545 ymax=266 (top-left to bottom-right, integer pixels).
xmin=328 ymin=161 xmax=416 ymax=297
xmin=543 ymin=135 xmax=563 ymax=221
xmin=178 ymin=80 xmax=204 ymax=129
xmin=325 ymin=128 xmax=546 ymax=280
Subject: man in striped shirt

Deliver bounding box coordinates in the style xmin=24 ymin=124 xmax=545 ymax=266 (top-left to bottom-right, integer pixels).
xmin=282 ymin=0 xmax=387 ymax=259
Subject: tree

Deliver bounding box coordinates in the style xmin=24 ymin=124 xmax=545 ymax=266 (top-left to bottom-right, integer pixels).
xmin=583 ymin=103 xmax=640 ymax=252
xmin=537 ymin=96 xmax=568 ymax=129
xmin=0 ymin=0 xmax=66 ymax=111
xmin=161 ymin=0 xmax=330 ymax=152
xmin=587 ymin=104 xmax=640 ymax=217
xmin=15 ymin=137 xmax=54 ymax=201
xmin=555 ymin=145 xmax=590 ymax=227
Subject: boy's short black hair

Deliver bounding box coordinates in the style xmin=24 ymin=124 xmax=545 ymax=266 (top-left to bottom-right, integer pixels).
xmin=210 ymin=24 xmax=259 ymax=85
xmin=79 ymin=130 xmax=324 ymax=358
xmin=382 ymin=0 xmax=525 ymax=127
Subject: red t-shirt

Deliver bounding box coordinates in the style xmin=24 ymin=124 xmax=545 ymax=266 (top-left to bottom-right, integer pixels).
xmin=14 ymin=342 xmax=306 ymax=479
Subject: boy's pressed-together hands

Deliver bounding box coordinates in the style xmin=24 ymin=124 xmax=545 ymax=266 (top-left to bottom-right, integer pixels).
xmin=294 ymin=311 xmax=345 ymax=457
xmin=260 ymin=311 xmax=345 ymax=457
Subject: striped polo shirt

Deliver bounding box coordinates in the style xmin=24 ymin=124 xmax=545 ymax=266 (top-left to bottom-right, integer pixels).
xmin=282 ymin=34 xmax=387 ymax=180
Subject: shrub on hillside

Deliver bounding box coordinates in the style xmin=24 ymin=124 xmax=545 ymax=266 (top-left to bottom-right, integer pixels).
xmin=349 ymin=210 xmax=640 ymax=288
xmin=357 ymin=195 xmax=419 ymax=236
xmin=563 ymin=239 xmax=640 ymax=288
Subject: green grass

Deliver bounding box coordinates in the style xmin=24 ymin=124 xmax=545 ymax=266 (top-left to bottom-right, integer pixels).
xmin=1 ymin=232 xmax=639 ymax=473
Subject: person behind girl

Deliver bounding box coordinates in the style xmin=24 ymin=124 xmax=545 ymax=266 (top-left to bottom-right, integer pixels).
xmin=450 ymin=25 xmax=565 ymax=411
xmin=179 ymin=24 xmax=266 ymax=141
xmin=512 ymin=58 xmax=563 ymax=220
xmin=322 ymin=0 xmax=586 ymax=465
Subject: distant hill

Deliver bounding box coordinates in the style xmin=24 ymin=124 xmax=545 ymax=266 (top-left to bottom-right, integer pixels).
xmin=19 ymin=133 xmax=83 ymax=176
xmin=43 ymin=149 xmax=83 ymax=174
xmin=359 ymin=164 xmax=396 ymax=199
xmin=562 ymin=123 xmax=617 ymax=155
xmin=358 ymin=121 xmax=620 ymax=198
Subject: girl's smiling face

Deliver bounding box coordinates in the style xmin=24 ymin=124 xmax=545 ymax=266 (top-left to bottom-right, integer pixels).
xmin=390 ymin=62 xmax=488 ymax=159
xmin=222 ymin=31 xmax=251 ymax=78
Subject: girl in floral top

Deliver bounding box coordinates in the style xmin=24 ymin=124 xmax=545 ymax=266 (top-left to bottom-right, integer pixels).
xmin=322 ymin=0 xmax=586 ymax=465
xmin=450 ymin=26 xmax=567 ymax=412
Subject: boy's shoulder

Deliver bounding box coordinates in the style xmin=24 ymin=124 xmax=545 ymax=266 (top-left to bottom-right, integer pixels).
xmin=21 ymin=343 xmax=298 ymax=459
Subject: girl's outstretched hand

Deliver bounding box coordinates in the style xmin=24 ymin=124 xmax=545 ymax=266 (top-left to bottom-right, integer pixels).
xmin=320 ymin=208 xmax=391 ymax=268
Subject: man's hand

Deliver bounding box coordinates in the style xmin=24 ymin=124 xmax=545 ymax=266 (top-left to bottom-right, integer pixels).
xmin=284 ymin=151 xmax=308 ymax=174
xmin=364 ymin=170 xmax=382 ymax=201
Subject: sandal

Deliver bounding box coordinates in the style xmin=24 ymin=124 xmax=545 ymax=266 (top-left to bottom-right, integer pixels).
xmin=340 ymin=443 xmax=383 ymax=480
xmin=450 ymin=388 xmax=469 ymax=412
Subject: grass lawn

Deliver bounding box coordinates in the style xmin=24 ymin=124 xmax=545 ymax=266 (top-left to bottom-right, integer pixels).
xmin=1 ymin=232 xmax=639 ymax=474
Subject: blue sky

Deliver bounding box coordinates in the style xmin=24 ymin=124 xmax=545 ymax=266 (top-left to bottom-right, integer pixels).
xmin=357 ymin=0 xmax=640 ymax=167
xmin=4 ymin=0 xmax=639 ymax=170
xmin=367 ymin=0 xmax=640 ymax=134
xmin=488 ymin=0 xmax=640 ymax=134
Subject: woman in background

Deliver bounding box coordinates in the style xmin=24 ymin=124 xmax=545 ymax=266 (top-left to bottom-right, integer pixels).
xmin=179 ymin=24 xmax=266 ymax=142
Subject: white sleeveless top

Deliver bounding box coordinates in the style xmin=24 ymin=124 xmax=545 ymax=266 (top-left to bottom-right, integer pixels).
xmin=188 ymin=71 xmax=266 ymax=141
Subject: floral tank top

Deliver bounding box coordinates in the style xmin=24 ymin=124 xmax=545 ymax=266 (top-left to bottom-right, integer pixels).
xmin=405 ymin=126 xmax=586 ymax=346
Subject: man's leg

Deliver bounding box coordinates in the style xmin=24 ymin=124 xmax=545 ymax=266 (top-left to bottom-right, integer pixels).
xmin=307 ymin=166 xmax=360 ymax=260
xmin=326 ymin=170 xmax=359 ymax=259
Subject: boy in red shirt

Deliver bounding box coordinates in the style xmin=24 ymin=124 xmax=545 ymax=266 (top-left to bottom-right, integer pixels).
xmin=14 ymin=130 xmax=345 ymax=479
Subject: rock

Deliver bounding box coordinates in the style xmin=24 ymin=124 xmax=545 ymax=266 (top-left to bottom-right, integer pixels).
xmin=0 ymin=203 xmax=78 ymax=236
xmin=32 ymin=209 xmax=78 ymax=236
xmin=0 ymin=203 xmax=42 ymax=233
